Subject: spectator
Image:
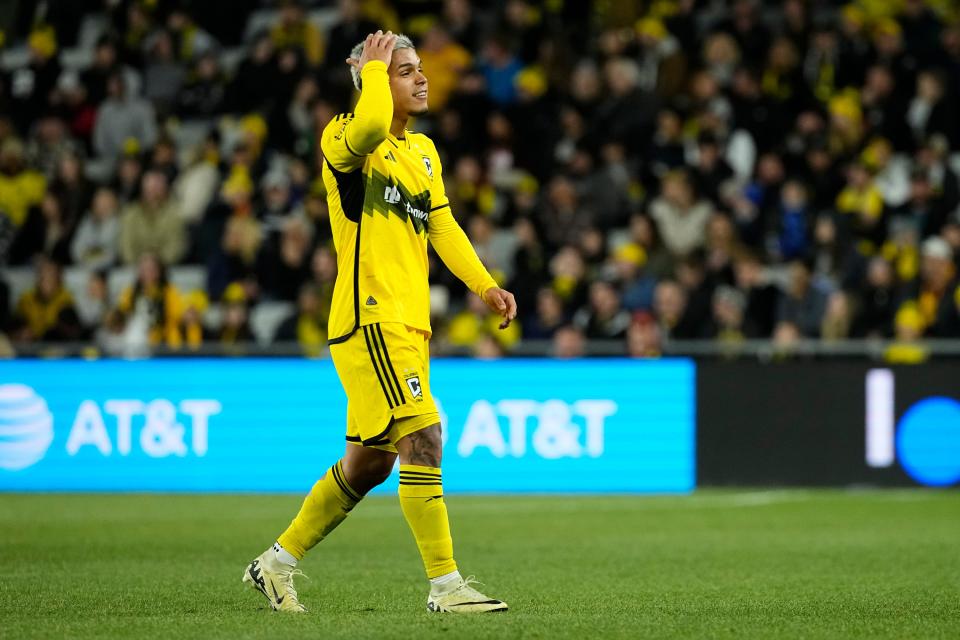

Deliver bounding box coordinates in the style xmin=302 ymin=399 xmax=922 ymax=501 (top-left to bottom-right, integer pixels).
xmin=649 ymin=170 xmax=713 ymax=257
xmin=0 ymin=138 xmax=46 ymax=233
xmin=74 ymin=270 xmax=110 ymax=334
xmin=276 ymin=284 xmax=328 ymax=356
xmin=821 ymin=291 xmax=854 ymax=341
xmin=417 ymin=25 xmax=472 ymax=112
xmin=271 ymin=0 xmax=324 ymax=68
xmin=11 ymin=257 xmax=82 ymax=343
xmin=573 ymin=279 xmax=631 ymax=339
xmin=12 ymin=192 xmax=74 ymax=265
xmin=776 ymin=260 xmax=828 ymax=337
xmin=901 ymin=236 xmax=960 ymax=337
xmin=11 ymin=26 xmax=62 ymax=133
xmin=113 ymin=253 xmax=186 ymax=349
xmin=653 ymin=279 xmax=697 ymax=340
xmin=71 ymin=187 xmax=121 ymax=270
xmin=166 ymin=8 xmax=218 ymax=63
xmin=883 ymin=303 xmax=929 ymax=364
xmin=119 ymin=171 xmax=187 ymax=266
xmin=93 ymin=73 xmax=158 ymax=164
xmin=523 ymin=287 xmax=566 ymax=340
xmin=477 ymin=36 xmax=522 ymax=106
xmin=552 ymin=324 xmax=585 ymax=358
xmin=207 ymin=170 xmax=263 ymax=298
xmin=776 ymin=180 xmax=811 ymax=261
xmin=907 ymin=71 xmax=957 ymax=149
xmin=226 ymin=34 xmax=277 ymax=114
xmin=596 ymin=57 xmax=658 ymax=151
xmin=142 ymin=30 xmax=187 ymax=116
xmin=257 ymin=216 xmax=312 ymax=301
xmin=49 ymin=151 xmax=92 ymax=228
xmin=176 ymin=53 xmax=228 ymax=118
xmin=853 ymin=256 xmax=897 ymax=338
xmin=324 ymin=0 xmax=380 ymax=80
xmin=49 ymin=71 xmax=97 ymax=145
xmin=211 ymin=283 xmax=256 ymax=349
xmin=733 ymin=251 xmax=779 ymax=337
xmin=708 ymin=285 xmax=747 ymax=344
xmin=626 ymin=312 xmax=662 ymax=358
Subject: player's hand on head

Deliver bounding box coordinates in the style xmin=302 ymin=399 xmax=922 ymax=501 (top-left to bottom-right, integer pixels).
xmin=482 ymin=287 xmax=518 ymax=330
xmin=346 ymin=30 xmax=397 ymax=72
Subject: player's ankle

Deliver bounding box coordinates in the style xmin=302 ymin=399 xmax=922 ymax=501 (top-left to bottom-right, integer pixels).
xmin=429 ymin=569 xmax=462 ymax=594
xmin=272 ymin=542 xmax=299 ymax=567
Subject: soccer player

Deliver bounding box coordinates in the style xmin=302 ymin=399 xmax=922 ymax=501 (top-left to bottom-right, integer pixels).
xmin=243 ymin=31 xmax=517 ymax=614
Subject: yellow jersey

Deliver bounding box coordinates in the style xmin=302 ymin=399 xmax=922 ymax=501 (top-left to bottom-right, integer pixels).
xmin=321 ymin=60 xmax=497 ymax=344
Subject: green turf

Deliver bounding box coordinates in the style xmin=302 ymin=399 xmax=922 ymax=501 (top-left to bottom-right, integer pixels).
xmin=0 ymin=490 xmax=958 ymax=639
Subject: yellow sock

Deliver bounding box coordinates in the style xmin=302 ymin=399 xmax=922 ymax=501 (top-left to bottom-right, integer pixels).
xmin=277 ymin=459 xmax=361 ymax=559
xmin=398 ymin=464 xmax=458 ymax=579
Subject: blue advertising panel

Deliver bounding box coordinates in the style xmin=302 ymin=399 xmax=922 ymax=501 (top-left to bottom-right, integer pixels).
xmin=0 ymin=358 xmax=695 ymax=493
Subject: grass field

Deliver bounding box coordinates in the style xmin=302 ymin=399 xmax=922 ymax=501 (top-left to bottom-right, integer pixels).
xmin=1 ymin=490 xmax=958 ymax=639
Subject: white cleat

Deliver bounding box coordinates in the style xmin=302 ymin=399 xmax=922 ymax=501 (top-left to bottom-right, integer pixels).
xmin=241 ymin=549 xmax=308 ymax=613
xmin=426 ymin=576 xmax=508 ymax=613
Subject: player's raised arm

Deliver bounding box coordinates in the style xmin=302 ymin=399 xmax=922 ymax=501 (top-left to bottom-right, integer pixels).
xmin=321 ymin=31 xmax=396 ymax=169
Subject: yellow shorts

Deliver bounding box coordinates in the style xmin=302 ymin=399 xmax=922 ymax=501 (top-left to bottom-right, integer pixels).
xmin=329 ymin=322 xmax=439 ymax=452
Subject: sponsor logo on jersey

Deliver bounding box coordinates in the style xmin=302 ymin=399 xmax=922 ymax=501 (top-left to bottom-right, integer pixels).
xmin=384 ymin=185 xmax=401 ymax=204
xmin=405 ymin=375 xmax=423 ymax=401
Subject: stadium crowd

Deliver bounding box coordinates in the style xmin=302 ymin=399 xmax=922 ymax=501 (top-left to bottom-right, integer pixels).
xmin=2 ymin=0 xmax=960 ymax=360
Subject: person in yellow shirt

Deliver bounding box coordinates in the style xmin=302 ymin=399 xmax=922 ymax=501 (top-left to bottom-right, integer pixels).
xmin=242 ymin=30 xmax=515 ymax=615
xmin=417 ymin=25 xmax=471 ymax=111
xmin=12 ymin=257 xmax=82 ymax=343
xmin=114 ymin=253 xmax=186 ymax=349
xmin=271 ymin=0 xmax=324 ymax=66
xmin=0 ymin=138 xmax=46 ymax=228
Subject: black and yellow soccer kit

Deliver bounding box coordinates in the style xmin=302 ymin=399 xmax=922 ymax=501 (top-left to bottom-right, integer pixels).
xmin=321 ymin=60 xmax=497 ymax=451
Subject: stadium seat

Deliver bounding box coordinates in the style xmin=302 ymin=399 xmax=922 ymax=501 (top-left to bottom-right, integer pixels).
xmin=63 ymin=267 xmax=92 ymax=304
xmin=107 ymin=266 xmax=136 ymax=305
xmin=249 ymin=301 xmax=295 ymax=345
xmin=243 ymin=10 xmax=280 ymax=42
xmin=0 ymin=47 xmax=29 ymax=72
xmin=307 ymin=8 xmax=340 ymax=33
xmin=60 ymin=47 xmax=94 ymax=71
xmin=2 ymin=267 xmax=34 ymax=312
xmin=218 ymin=47 xmax=247 ymax=76
xmin=77 ymin=13 xmax=110 ymax=48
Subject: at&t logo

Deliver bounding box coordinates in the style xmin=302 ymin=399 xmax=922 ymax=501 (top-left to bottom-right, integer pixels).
xmin=0 ymin=384 xmax=54 ymax=471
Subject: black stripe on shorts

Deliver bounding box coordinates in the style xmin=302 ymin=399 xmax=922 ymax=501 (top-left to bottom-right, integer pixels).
xmin=374 ymin=323 xmax=406 ymax=406
xmin=363 ymin=325 xmax=397 ymax=408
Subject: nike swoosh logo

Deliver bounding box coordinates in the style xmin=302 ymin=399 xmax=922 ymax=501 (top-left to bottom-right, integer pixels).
xmin=271 ymin=581 xmax=285 ymax=605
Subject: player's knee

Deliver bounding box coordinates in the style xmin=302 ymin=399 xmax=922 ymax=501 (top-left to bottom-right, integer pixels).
xmin=397 ymin=424 xmax=442 ymax=467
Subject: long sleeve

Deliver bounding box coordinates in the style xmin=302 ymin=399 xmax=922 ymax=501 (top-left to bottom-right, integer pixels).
xmin=429 ymin=207 xmax=498 ymax=298
xmin=321 ymin=60 xmax=393 ymax=171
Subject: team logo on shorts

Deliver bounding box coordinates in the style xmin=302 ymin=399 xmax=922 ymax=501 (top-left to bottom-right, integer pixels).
xmin=422 ymin=156 xmax=433 ymax=178
xmin=405 ymin=374 xmax=423 ymax=401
